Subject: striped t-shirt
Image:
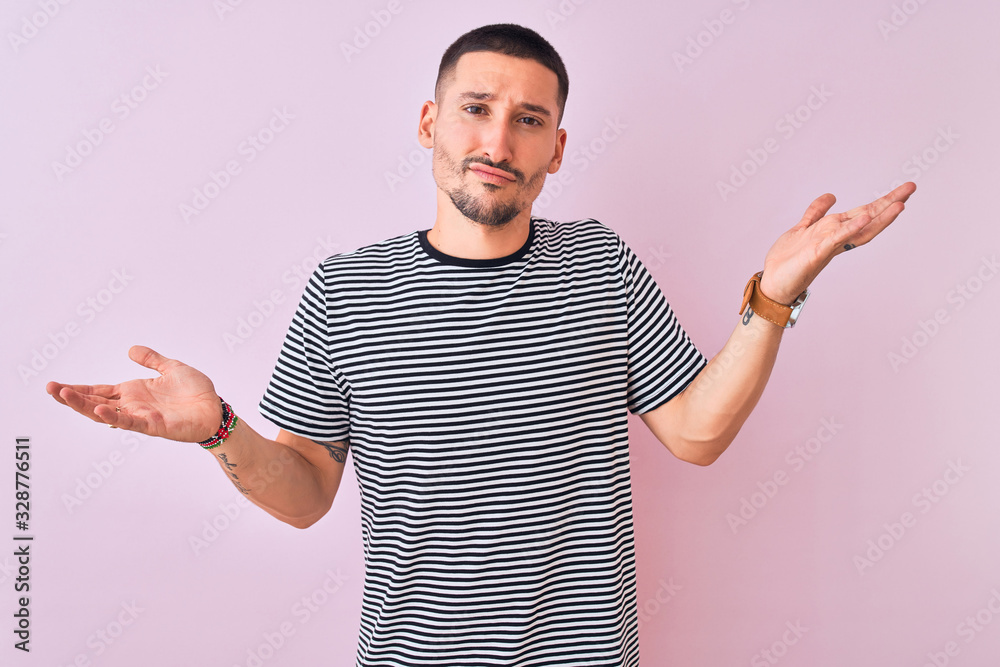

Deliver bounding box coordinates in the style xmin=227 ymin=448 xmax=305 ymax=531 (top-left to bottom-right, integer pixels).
xmin=259 ymin=217 xmax=706 ymax=666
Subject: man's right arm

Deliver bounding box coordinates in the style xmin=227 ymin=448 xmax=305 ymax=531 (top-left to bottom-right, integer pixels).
xmin=46 ymin=345 xmax=347 ymax=530
xmin=206 ymin=423 xmax=348 ymax=529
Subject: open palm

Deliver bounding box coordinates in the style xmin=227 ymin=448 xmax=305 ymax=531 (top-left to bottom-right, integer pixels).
xmin=760 ymin=182 xmax=916 ymax=304
xmin=46 ymin=345 xmax=222 ymax=443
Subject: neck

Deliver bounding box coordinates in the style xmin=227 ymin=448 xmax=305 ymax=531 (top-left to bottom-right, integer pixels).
xmin=426 ymin=191 xmax=532 ymax=260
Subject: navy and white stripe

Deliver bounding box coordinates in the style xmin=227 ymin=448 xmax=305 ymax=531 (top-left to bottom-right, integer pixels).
xmin=259 ymin=218 xmax=706 ymax=666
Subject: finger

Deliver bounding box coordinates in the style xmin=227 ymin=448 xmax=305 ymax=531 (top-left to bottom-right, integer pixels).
xmin=57 ymin=386 xmax=119 ymax=424
xmin=58 ymin=386 xmax=145 ymax=432
xmin=794 ymin=193 xmax=837 ymax=230
xmin=46 ymin=381 xmax=70 ymax=406
xmin=47 ymin=382 xmax=118 ymax=407
xmin=129 ymin=345 xmax=175 ymax=376
xmin=49 ymin=382 xmax=119 ymax=399
xmin=867 ymin=200 xmax=906 ymax=232
xmin=838 ymin=202 xmax=905 ymax=253
xmin=842 ymin=182 xmax=916 ymax=221
xmin=892 ymin=180 xmax=917 ymax=201
xmin=826 ymin=213 xmax=871 ymax=251
xmin=857 ymin=201 xmax=905 ymax=239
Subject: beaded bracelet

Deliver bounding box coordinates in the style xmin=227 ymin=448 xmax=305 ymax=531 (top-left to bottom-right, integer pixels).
xmin=198 ymin=398 xmax=239 ymax=450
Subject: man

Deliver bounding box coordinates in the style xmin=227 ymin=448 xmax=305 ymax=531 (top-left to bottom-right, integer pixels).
xmin=47 ymin=23 xmax=914 ymax=666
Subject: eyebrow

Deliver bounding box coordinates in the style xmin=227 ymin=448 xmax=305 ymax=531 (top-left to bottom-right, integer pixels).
xmin=455 ymin=91 xmax=553 ymax=119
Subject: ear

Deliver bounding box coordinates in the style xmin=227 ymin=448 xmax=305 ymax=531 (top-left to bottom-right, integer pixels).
xmin=547 ymin=128 xmax=568 ymax=174
xmin=418 ymin=100 xmax=436 ymax=148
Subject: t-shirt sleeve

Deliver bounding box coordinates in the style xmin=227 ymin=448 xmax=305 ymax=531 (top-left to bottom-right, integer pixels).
xmin=617 ymin=234 xmax=707 ymax=414
xmin=258 ymin=262 xmax=352 ymax=442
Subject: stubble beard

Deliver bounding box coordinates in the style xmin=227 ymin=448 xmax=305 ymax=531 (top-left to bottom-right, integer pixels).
xmin=435 ymin=147 xmax=548 ymax=229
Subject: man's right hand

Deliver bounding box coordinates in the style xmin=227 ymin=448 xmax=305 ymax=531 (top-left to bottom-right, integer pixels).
xmin=46 ymin=345 xmax=223 ymax=443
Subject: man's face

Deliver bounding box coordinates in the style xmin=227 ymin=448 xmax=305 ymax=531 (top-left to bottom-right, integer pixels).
xmin=420 ymin=51 xmax=567 ymax=228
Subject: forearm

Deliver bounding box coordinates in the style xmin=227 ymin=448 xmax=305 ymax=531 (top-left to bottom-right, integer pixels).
xmin=655 ymin=182 xmax=917 ymax=464
xmin=203 ymin=416 xmax=331 ymax=528
xmin=672 ymin=310 xmax=783 ymax=462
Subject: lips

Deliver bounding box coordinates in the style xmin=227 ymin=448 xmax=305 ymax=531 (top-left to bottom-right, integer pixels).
xmin=468 ymin=163 xmax=517 ymax=184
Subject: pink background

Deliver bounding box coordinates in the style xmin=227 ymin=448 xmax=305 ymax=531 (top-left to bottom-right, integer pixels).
xmin=2 ymin=1 xmax=998 ymax=665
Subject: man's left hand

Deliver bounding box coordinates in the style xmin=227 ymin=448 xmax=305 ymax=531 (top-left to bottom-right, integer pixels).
xmin=759 ymin=181 xmax=917 ymax=304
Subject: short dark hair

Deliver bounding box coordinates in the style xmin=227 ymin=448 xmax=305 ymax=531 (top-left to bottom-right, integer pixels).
xmin=435 ymin=24 xmax=569 ymax=125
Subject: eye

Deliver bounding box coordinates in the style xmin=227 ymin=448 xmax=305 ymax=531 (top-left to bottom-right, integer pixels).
xmin=464 ymin=105 xmax=487 ymax=115
xmin=518 ymin=116 xmax=543 ymax=127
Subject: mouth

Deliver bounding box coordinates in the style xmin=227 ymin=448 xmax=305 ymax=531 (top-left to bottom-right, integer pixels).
xmin=468 ymin=163 xmax=517 ymax=185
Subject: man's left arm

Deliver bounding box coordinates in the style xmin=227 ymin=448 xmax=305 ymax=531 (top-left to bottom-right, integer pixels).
xmin=641 ymin=182 xmax=917 ymax=466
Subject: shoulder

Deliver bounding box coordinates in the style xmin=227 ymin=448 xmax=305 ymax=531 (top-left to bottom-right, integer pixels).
xmin=314 ymin=231 xmax=422 ymax=280
xmin=531 ymin=216 xmax=618 ymax=239
xmin=530 ymin=217 xmax=624 ymax=256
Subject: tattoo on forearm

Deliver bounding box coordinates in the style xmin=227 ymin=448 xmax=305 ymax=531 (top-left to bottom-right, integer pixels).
xmin=219 ymin=452 xmax=237 ymax=472
xmin=843 ymin=243 xmax=856 ymax=251
xmin=227 ymin=474 xmax=250 ymax=495
xmin=312 ymin=440 xmax=349 ymax=463
xmin=742 ymin=307 xmax=754 ymax=326
xmin=217 ymin=452 xmax=251 ymax=495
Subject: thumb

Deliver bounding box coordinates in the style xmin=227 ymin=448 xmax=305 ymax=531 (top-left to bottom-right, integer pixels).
xmin=128 ymin=345 xmax=175 ymax=375
xmin=793 ymin=193 xmax=837 ymax=230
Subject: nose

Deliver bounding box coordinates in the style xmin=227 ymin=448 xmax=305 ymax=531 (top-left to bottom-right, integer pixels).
xmin=479 ymin=116 xmax=515 ymax=165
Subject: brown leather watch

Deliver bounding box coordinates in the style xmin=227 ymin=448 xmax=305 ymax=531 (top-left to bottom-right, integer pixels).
xmin=739 ymin=271 xmax=810 ymax=328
